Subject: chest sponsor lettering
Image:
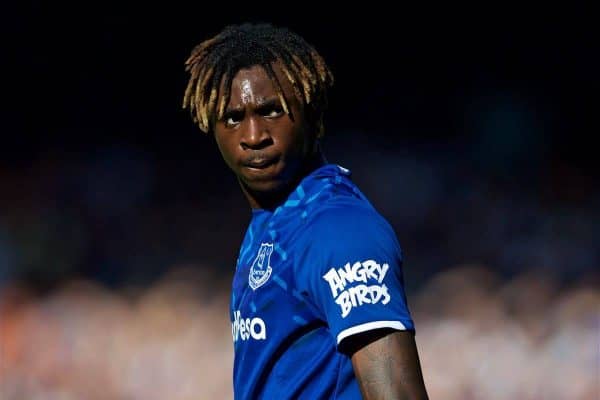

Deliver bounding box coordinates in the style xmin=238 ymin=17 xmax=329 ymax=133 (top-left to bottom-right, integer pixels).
xmin=231 ymin=310 xmax=267 ymax=342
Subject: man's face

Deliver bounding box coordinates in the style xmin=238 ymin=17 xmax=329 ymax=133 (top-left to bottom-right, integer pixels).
xmin=213 ymin=64 xmax=313 ymax=196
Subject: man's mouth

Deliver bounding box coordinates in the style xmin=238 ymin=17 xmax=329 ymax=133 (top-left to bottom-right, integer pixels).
xmin=243 ymin=155 xmax=278 ymax=169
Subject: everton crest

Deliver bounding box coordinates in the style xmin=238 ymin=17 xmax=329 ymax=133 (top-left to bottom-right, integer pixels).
xmin=249 ymin=243 xmax=274 ymax=290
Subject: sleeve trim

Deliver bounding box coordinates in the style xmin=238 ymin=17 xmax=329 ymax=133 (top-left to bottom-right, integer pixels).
xmin=336 ymin=320 xmax=408 ymax=345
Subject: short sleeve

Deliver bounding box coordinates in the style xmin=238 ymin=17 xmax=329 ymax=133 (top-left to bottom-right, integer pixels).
xmin=294 ymin=202 xmax=415 ymax=348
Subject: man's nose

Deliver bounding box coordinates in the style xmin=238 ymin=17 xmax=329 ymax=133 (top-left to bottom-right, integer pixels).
xmin=240 ymin=117 xmax=272 ymax=150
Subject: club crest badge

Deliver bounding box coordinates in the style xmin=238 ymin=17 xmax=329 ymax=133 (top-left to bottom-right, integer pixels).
xmin=249 ymin=243 xmax=274 ymax=290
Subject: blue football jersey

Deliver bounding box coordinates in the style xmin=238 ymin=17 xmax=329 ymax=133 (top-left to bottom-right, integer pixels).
xmin=230 ymin=164 xmax=415 ymax=399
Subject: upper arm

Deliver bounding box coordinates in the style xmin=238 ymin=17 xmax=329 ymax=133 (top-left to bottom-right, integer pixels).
xmin=294 ymin=205 xmax=415 ymax=346
xmin=350 ymin=329 xmax=429 ymax=400
xmin=294 ymin=204 xmax=426 ymax=397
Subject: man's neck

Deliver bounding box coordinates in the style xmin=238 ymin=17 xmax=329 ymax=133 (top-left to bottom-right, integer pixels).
xmin=242 ymin=152 xmax=327 ymax=211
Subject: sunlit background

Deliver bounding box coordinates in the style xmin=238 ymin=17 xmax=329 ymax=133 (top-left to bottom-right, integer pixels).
xmin=1 ymin=4 xmax=598 ymax=399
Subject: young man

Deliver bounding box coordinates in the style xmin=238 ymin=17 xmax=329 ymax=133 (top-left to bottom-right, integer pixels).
xmin=183 ymin=23 xmax=429 ymax=399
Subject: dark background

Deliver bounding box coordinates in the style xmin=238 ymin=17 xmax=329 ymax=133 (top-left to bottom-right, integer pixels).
xmin=1 ymin=3 xmax=597 ymax=292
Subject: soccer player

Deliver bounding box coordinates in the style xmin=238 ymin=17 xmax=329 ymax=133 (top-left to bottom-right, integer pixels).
xmin=183 ymin=23 xmax=429 ymax=399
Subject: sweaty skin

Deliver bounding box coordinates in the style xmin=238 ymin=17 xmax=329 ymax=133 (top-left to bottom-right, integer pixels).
xmin=240 ymin=79 xmax=254 ymax=104
xmin=213 ymin=64 xmax=323 ymax=210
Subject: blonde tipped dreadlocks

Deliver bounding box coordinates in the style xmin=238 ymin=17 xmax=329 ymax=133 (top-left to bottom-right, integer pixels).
xmin=182 ymin=23 xmax=334 ymax=136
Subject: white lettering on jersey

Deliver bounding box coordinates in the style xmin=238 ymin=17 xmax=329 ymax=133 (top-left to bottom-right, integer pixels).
xmin=322 ymin=260 xmax=391 ymax=318
xmin=231 ymin=310 xmax=267 ymax=342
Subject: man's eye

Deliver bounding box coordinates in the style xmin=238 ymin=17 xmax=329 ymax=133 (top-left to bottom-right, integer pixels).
xmin=225 ymin=117 xmax=240 ymax=126
xmin=264 ymin=107 xmax=284 ymax=118
xmin=223 ymin=112 xmax=243 ymax=127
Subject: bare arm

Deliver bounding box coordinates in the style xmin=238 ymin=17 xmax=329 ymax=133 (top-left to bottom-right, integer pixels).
xmin=345 ymin=329 xmax=428 ymax=400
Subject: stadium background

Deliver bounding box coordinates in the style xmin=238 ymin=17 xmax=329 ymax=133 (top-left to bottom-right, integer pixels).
xmin=1 ymin=4 xmax=597 ymax=399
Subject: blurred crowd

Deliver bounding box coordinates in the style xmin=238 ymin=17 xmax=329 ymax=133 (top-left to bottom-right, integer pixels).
xmin=1 ymin=264 xmax=597 ymax=399
xmin=0 ymin=127 xmax=598 ymax=399
xmin=0 ymin=132 xmax=597 ymax=291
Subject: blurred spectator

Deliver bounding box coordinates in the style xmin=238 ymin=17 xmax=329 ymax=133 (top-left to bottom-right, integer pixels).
xmin=1 ymin=264 xmax=597 ymax=399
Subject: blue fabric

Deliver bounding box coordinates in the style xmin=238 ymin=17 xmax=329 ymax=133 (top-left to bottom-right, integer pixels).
xmin=231 ymin=164 xmax=414 ymax=399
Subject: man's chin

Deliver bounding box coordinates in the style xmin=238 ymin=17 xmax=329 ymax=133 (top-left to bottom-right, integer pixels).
xmin=241 ymin=178 xmax=285 ymax=195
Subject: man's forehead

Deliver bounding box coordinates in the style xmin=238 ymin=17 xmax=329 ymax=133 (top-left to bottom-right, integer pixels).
xmin=220 ymin=63 xmax=297 ymax=104
xmin=230 ymin=65 xmax=273 ymax=89
xmin=240 ymin=79 xmax=253 ymax=104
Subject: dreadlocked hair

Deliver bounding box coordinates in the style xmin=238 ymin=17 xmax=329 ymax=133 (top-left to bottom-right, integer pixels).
xmin=182 ymin=23 xmax=334 ymax=136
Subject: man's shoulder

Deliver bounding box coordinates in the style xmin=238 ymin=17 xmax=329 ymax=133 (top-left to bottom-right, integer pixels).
xmin=303 ymin=195 xmax=395 ymax=240
xmin=292 ymin=190 xmax=403 ymax=277
xmin=310 ymin=196 xmax=376 ymax=221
